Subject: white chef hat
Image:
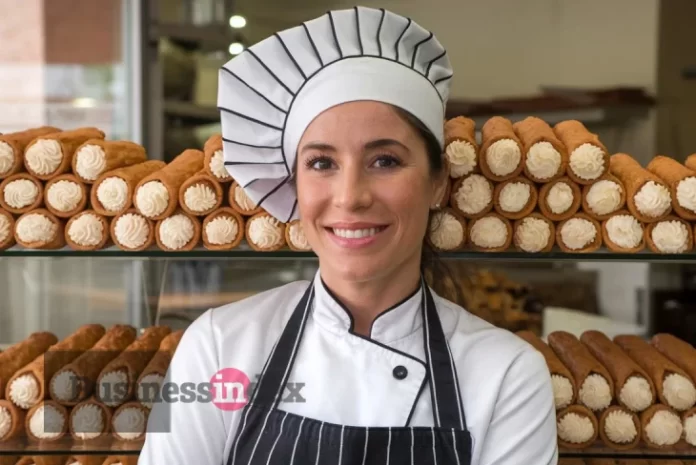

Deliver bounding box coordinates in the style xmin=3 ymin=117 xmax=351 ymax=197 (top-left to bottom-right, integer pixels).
xmin=218 ymin=6 xmax=453 ymax=222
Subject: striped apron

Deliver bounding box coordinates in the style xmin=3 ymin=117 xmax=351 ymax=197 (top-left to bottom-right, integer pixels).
xmin=226 ymin=280 xmax=472 ymax=465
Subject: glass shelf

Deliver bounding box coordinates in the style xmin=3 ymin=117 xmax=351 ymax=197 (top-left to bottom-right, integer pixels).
xmin=559 ymin=444 xmax=696 ymax=459
xmin=0 ymin=437 xmax=142 ymax=456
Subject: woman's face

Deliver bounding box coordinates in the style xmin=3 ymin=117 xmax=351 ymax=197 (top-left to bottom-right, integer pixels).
xmin=296 ymin=101 xmax=446 ymax=284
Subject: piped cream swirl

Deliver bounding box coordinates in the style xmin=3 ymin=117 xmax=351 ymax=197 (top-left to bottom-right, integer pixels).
xmin=159 ymin=215 xmax=195 ymax=250
xmin=25 ymin=139 xmax=62 ymax=176
xmin=74 ymin=144 xmax=107 ymax=181
xmin=16 ymin=214 xmax=57 ymax=244
xmin=136 ymin=181 xmax=169 ymax=218
xmin=526 ymin=141 xmax=561 ymax=180
xmin=114 ymin=213 xmax=150 ymax=249
xmin=485 ymin=139 xmax=521 ymax=177
xmin=0 ymin=141 xmax=14 ymax=175
xmin=68 ymin=213 xmax=104 ymax=247
xmin=46 ymin=180 xmax=82 ymax=212
xmin=446 ymin=141 xmax=477 ymax=177
xmin=96 ymin=177 xmax=129 ymax=212
xmin=184 ymin=183 xmax=217 ymax=212
xmin=205 ymin=217 xmax=239 ymax=245
xmin=429 ymin=211 xmax=464 ymax=250
xmin=248 ymin=216 xmax=283 ymax=249
xmin=470 ymin=216 xmax=507 ymax=249
xmin=3 ymin=179 xmax=39 ymax=209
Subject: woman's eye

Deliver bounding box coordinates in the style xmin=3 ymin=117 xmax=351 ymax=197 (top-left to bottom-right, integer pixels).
xmin=306 ymin=156 xmax=334 ymax=170
xmin=373 ymin=155 xmax=401 ymax=168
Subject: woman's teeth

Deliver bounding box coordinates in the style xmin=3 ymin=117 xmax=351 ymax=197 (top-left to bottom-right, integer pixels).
xmin=332 ymin=227 xmax=381 ymax=239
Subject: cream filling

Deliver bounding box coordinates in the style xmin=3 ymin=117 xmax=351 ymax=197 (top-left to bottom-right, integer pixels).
xmin=99 ymin=370 xmax=129 ymax=407
xmin=0 ymin=141 xmax=14 ymax=175
xmin=684 ymin=413 xmax=696 ymax=446
xmin=46 ymin=180 xmax=82 ymax=212
xmin=96 ymin=177 xmax=129 ymax=212
xmin=546 ymin=182 xmax=574 ymax=214
xmin=515 ymin=217 xmax=551 ymax=253
xmin=470 ymin=216 xmax=507 ymax=249
xmin=114 ymin=213 xmax=150 ymax=249
xmin=454 ymin=174 xmax=492 ymax=215
xmin=159 ymin=214 xmax=195 ymax=250
xmin=635 ymin=181 xmax=671 ymax=218
xmin=604 ymin=410 xmax=637 ymax=444
xmin=51 ymin=370 xmax=80 ymax=403
xmin=68 ymin=213 xmax=104 ymax=247
xmin=485 ymin=139 xmax=521 ymax=177
xmin=652 ymin=221 xmax=689 ymax=253
xmin=676 ymin=177 xmax=696 ymax=212
xmin=498 ymin=182 xmax=530 ymax=213
xmin=619 ymin=376 xmax=653 ymax=412
xmin=446 ymin=140 xmax=477 ymax=177
xmin=526 ymin=141 xmax=561 ymax=180
xmin=183 ymin=183 xmax=217 ymax=212
xmin=25 ymin=139 xmax=62 ymax=175
xmin=74 ymin=144 xmax=107 ymax=181
xmin=71 ymin=404 xmax=104 ymax=440
xmin=429 ymin=211 xmax=464 ymax=250
xmin=605 ymin=215 xmax=643 ymax=249
xmin=560 ymin=218 xmax=596 ymax=251
xmin=138 ymin=374 xmax=164 ymax=409
xmin=645 ymin=410 xmax=683 ymax=445
xmin=586 ymin=180 xmax=622 ymax=216
xmin=569 ymin=143 xmax=605 ymax=180
xmin=579 ymin=374 xmax=612 ymax=411
xmin=29 ymin=404 xmax=64 ymax=439
xmin=3 ymin=179 xmax=39 ymax=209
xmin=113 ymin=407 xmax=146 ymax=440
xmin=663 ymin=373 xmax=696 ymax=411
xmin=210 ymin=150 xmax=231 ymax=181
xmin=288 ymin=222 xmax=311 ymax=250
xmin=551 ymin=374 xmax=574 ymax=410
xmin=0 ymin=406 xmax=11 ymax=439
xmin=9 ymin=374 xmax=40 ymax=409
xmin=135 ymin=181 xmax=169 ymax=217
xmin=16 ymin=213 xmax=57 ymax=244
xmin=557 ymin=412 xmax=594 ymax=444
xmin=234 ymin=185 xmax=257 ymax=211
xmin=248 ymin=216 xmax=283 ymax=249
xmin=205 ymin=217 xmax=239 ymax=245
xmin=0 ymin=214 xmax=11 ymax=244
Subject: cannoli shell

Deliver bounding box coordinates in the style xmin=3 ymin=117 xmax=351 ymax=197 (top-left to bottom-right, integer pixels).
xmin=155 ymin=210 xmax=202 ymax=252
xmin=513 ymin=116 xmax=568 ymax=183
xmin=0 ymin=173 xmax=44 ymax=214
xmin=468 ymin=212 xmax=512 ymax=252
xmin=24 ymin=127 xmax=106 ymax=180
xmin=640 ymin=403 xmax=683 ymax=449
xmin=684 ymin=407 xmax=696 ymax=446
xmin=614 ymin=334 xmax=694 ymax=408
xmin=449 ymin=174 xmax=494 ymax=220
xmin=0 ymin=126 xmax=61 ymax=179
xmin=645 ymin=216 xmax=694 ymax=254
xmin=556 ymin=213 xmax=602 ymax=253
xmin=245 ymin=211 xmax=286 ymax=252
xmin=137 ymin=330 xmax=184 ymax=383
xmin=556 ymin=404 xmax=599 ymax=449
xmin=50 ymin=325 xmax=137 ymax=406
xmin=610 ymin=153 xmax=672 ymax=222
xmin=647 ymin=155 xmax=696 ymax=220
xmin=111 ymin=401 xmax=149 ymax=441
xmin=178 ymin=170 xmax=224 ymax=217
xmin=5 ymin=325 xmax=106 ymax=403
xmin=25 ymin=400 xmax=69 ymax=441
xmin=601 ymin=210 xmax=645 ymax=253
xmin=202 ymin=207 xmax=245 ymax=251
xmin=598 ymin=405 xmax=641 ymax=450
xmin=91 ymin=160 xmax=167 ymax=216
xmin=0 ymin=399 xmax=25 ymax=441
xmin=516 ymin=331 xmax=576 ymax=405
xmin=493 ymin=176 xmax=538 ymax=220
xmin=64 ymin=211 xmax=111 ymax=251
xmin=69 ymin=398 xmax=112 ymax=441
xmin=284 ymin=219 xmax=313 ymax=252
xmin=228 ymin=181 xmax=263 ymax=217
xmin=444 ymin=117 xmax=478 ymax=177
xmin=479 ymin=116 xmax=524 ymax=182
xmin=512 ymin=213 xmax=555 ymax=253
xmin=102 ymin=457 xmax=138 ymax=465
xmin=652 ymin=333 xmax=696 ymax=387
xmin=44 ymin=174 xmax=89 ymax=218
xmin=110 ymin=209 xmax=155 ymax=252
xmin=65 ymin=456 xmax=108 ymax=465
xmin=13 ymin=209 xmax=65 ymax=250
xmin=72 ymin=140 xmax=148 ymax=184
xmin=203 ymin=133 xmax=232 ymax=183
xmin=0 ymin=332 xmax=58 ymax=398
xmin=426 ymin=207 xmax=467 ymax=252
xmin=581 ymin=173 xmax=627 ymax=221
xmin=435 ymin=172 xmax=452 ymax=210
xmin=686 ymin=153 xmax=696 ymax=172
xmin=16 ymin=457 xmax=65 ymax=465
xmin=0 ymin=209 xmax=15 ymax=251
xmin=134 ymin=149 xmax=205 ymax=220
xmin=538 ymin=177 xmax=582 ymax=221
xmin=553 ymin=120 xmax=609 ymax=184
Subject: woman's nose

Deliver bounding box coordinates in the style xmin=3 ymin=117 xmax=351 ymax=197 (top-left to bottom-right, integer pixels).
xmin=333 ymin=165 xmax=373 ymax=211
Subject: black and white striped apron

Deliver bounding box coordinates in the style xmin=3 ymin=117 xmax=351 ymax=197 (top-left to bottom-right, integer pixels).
xmin=226 ymin=279 xmax=472 ymax=465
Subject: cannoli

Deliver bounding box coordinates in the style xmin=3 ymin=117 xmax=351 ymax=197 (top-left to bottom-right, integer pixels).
xmin=228 ymin=181 xmax=263 ymax=217
xmin=493 ymin=177 xmax=538 ymax=220
xmin=0 ymin=332 xmax=58 ymax=398
xmin=202 ymin=207 xmax=245 ymax=251
xmin=468 ymin=213 xmax=512 ymax=252
xmin=102 ymin=457 xmax=138 ymax=465
xmin=645 ymin=216 xmax=693 ymax=254
xmin=547 ymin=331 xmax=614 ymax=411
xmin=65 ymin=211 xmax=111 ymax=251
xmin=0 ymin=209 xmax=14 ymax=251
xmin=110 ymin=210 xmax=155 ymax=252
xmin=16 ymin=457 xmax=65 ymax=465
xmin=435 ymin=174 xmax=452 ymax=212
xmin=0 ymin=399 xmax=25 ymax=441
xmin=449 ymin=174 xmax=494 ymax=220
xmin=538 ymin=177 xmax=582 ymax=221
xmin=427 ymin=208 xmax=467 ymax=252
xmin=610 ymin=153 xmax=672 ymax=222
xmin=155 ymin=211 xmax=201 ymax=252
xmin=641 ymin=404 xmax=683 ymax=449
xmin=24 ymin=127 xmax=105 ymax=180
xmin=556 ymin=404 xmax=599 ymax=449
xmin=44 ymin=174 xmax=88 ymax=218
xmin=96 ymin=327 xmax=171 ymax=407
xmin=136 ymin=330 xmax=183 ymax=409
xmin=134 ymin=149 xmax=204 ymax=220
xmin=25 ymin=400 xmax=69 ymax=441
xmin=652 ymin=333 xmax=696 ymax=392
xmin=647 ymin=155 xmax=696 ymax=220
xmin=69 ymin=398 xmax=111 ymax=441
xmin=516 ymin=331 xmax=576 ymax=409
xmin=556 ymin=213 xmax=602 ymax=253
xmin=284 ymin=219 xmax=312 ymax=252
xmin=554 ymin=120 xmax=609 ymax=184
xmin=204 ymin=133 xmax=232 ymax=183
xmin=615 ymin=335 xmax=696 ymax=412
xmin=598 ymin=405 xmax=640 ymax=450
xmin=444 ymin=116 xmax=478 ymax=178
xmin=65 ymin=456 xmax=107 ymax=465
xmin=582 ymin=173 xmax=626 ymax=221
xmin=13 ymin=210 xmax=65 ymax=250
xmin=513 ymin=214 xmax=555 ymax=253
xmin=245 ymin=211 xmax=286 ymax=252
xmin=513 ymin=116 xmax=567 ymax=183
xmin=6 ymin=324 xmax=105 ymax=409
xmin=601 ymin=210 xmax=645 ymax=253
xmin=0 ymin=127 xmax=61 ymax=179
xmin=0 ymin=173 xmax=43 ymax=214
xmin=72 ymin=140 xmax=147 ymax=184
xmin=178 ymin=170 xmax=223 ymax=217
xmin=684 ymin=407 xmax=696 ymax=446
xmin=50 ymin=325 xmax=137 ymax=406
xmin=111 ymin=401 xmax=148 ymax=441
xmin=91 ymin=161 xmax=167 ymax=216
xmin=479 ymin=116 xmax=524 ymax=182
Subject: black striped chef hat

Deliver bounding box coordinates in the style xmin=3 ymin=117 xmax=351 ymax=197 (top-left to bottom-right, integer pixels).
xmin=217 ymin=6 xmax=454 ymax=222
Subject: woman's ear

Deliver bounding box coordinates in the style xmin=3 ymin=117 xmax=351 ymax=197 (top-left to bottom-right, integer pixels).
xmin=430 ymin=157 xmax=450 ymax=209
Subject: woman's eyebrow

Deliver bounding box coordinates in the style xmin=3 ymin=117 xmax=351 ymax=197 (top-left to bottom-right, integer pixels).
xmin=364 ymin=138 xmax=409 ymax=151
xmin=300 ymin=142 xmax=335 ymax=154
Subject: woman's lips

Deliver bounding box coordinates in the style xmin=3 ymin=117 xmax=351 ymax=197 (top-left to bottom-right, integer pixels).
xmin=324 ymin=225 xmax=389 ymax=249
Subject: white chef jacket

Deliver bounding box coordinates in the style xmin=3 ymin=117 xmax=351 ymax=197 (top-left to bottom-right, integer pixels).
xmin=139 ymin=271 xmax=558 ymax=465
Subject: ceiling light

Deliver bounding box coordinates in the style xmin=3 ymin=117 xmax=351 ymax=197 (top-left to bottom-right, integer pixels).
xmin=228 ymin=42 xmax=245 ymax=55
xmin=229 ymin=15 xmax=246 ymax=28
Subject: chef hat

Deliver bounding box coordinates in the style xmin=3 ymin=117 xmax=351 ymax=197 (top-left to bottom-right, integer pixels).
xmin=218 ymin=6 xmax=453 ymax=222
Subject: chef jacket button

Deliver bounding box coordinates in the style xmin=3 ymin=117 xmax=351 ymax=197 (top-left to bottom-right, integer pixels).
xmin=392 ymin=365 xmax=408 ymax=380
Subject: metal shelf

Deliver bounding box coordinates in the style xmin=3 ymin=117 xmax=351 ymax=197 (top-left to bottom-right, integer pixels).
xmin=0 ymin=436 xmax=142 ymax=456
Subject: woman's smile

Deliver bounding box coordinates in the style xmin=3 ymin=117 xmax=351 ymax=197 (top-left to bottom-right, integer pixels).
xmin=324 ymin=223 xmax=391 ymax=249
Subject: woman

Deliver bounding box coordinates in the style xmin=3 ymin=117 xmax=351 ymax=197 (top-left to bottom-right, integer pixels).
xmin=140 ymin=6 xmax=557 ymax=465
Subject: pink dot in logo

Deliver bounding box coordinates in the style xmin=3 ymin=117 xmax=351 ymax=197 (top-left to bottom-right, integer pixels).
xmin=210 ymin=368 xmax=251 ymax=411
